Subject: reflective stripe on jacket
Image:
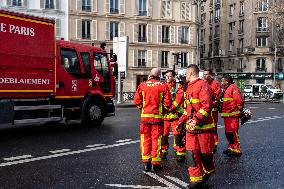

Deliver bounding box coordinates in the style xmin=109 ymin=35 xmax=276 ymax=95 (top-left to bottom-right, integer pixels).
xmin=221 ymin=84 xmax=244 ymax=118
xmin=134 ymin=78 xmax=172 ymax=123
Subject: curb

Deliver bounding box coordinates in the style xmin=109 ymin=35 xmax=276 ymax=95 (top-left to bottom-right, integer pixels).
xmin=115 ymin=103 xmax=136 ymax=108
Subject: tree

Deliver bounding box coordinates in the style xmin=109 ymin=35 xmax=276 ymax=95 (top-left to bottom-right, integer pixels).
xmin=269 ymin=0 xmax=284 ymax=45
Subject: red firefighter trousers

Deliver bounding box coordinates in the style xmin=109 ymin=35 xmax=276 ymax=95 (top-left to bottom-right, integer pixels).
xmin=186 ymin=132 xmax=215 ymax=183
xmin=162 ymin=119 xmax=186 ymax=156
xmin=224 ymin=117 xmax=241 ymax=153
xmin=140 ymin=122 xmax=163 ymax=165
xmin=212 ymin=111 xmax=219 ymax=146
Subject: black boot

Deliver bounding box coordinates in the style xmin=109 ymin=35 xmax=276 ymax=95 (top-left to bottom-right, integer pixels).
xmin=161 ymin=152 xmax=168 ymax=160
xmin=223 ymin=149 xmax=242 ymax=157
xmin=151 ymin=164 xmax=162 ymax=172
xmin=176 ymin=155 xmax=185 ymax=162
xmin=144 ymin=162 xmax=152 ymax=172
xmin=185 ymin=182 xmax=203 ymax=189
xmin=213 ymin=145 xmax=218 ymax=153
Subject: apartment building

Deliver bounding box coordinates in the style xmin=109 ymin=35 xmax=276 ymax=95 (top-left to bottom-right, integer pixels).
xmin=200 ymin=0 xmax=284 ymax=86
xmin=0 ymin=0 xmax=68 ymax=40
xmin=69 ymin=0 xmax=198 ymax=91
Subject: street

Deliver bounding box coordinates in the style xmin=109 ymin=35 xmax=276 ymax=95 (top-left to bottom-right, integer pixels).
xmin=0 ymin=103 xmax=283 ymax=189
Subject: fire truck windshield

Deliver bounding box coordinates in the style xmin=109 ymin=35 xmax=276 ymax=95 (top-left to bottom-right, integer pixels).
xmin=94 ymin=53 xmax=109 ymax=78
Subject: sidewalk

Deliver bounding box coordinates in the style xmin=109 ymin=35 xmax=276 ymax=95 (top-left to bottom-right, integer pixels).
xmin=114 ymin=100 xmax=136 ymax=108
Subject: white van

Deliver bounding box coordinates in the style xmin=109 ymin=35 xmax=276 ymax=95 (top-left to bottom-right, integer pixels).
xmin=243 ymin=84 xmax=283 ymax=99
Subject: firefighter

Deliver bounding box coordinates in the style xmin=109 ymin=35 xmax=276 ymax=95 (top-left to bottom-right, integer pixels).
xmin=203 ymin=69 xmax=221 ymax=152
xmin=162 ymin=70 xmax=186 ymax=161
xmin=134 ymin=68 xmax=172 ymax=172
xmin=220 ymin=74 xmax=244 ymax=156
xmin=177 ymin=64 xmax=215 ymax=188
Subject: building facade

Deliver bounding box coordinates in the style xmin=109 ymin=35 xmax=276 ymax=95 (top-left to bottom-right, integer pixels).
xmin=69 ymin=0 xmax=198 ymax=92
xmin=0 ymin=0 xmax=69 ymax=40
xmin=200 ymin=0 xmax=284 ymax=87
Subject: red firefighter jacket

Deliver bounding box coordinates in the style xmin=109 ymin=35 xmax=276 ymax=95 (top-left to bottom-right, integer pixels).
xmin=206 ymin=79 xmax=221 ymax=112
xmin=178 ymin=78 xmax=214 ymax=133
xmin=134 ymin=78 xmax=172 ymax=123
xmin=220 ymin=84 xmax=244 ymax=118
xmin=164 ymin=81 xmax=185 ymax=121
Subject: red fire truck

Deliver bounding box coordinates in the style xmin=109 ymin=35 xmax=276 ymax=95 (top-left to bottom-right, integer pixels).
xmin=0 ymin=10 xmax=118 ymax=126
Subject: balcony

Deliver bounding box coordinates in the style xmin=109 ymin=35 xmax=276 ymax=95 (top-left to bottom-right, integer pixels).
xmin=139 ymin=10 xmax=147 ymax=16
xmin=256 ymin=27 xmax=269 ymax=33
xmin=255 ymin=67 xmax=267 ymax=72
xmin=238 ymin=29 xmax=244 ymax=35
xmin=110 ymin=8 xmax=119 ymax=14
xmin=214 ymin=33 xmax=220 ymax=39
xmin=215 ymin=68 xmax=222 ymax=73
xmin=162 ymin=38 xmax=170 ymax=43
xmin=243 ymin=47 xmax=255 ymax=54
xmin=214 ymin=17 xmax=220 ymax=23
xmin=82 ymin=5 xmax=91 ymax=12
xmin=208 ymin=52 xmax=213 ymax=58
xmin=181 ymin=39 xmax=188 ymax=44
xmin=239 ymin=12 xmax=244 ymax=17
xmin=237 ymin=48 xmax=244 ymax=55
xmin=138 ymin=37 xmax=147 ymax=42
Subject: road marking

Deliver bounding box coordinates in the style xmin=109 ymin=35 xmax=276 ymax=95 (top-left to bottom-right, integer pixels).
xmin=86 ymin=144 xmax=105 ymax=148
xmin=164 ymin=176 xmax=188 ymax=187
xmin=0 ymin=140 xmax=140 ymax=167
xmin=49 ymin=149 xmax=70 ymax=154
xmin=144 ymin=172 xmax=181 ymax=189
xmin=248 ymin=107 xmax=259 ymax=109
xmin=116 ymin=139 xmax=132 ymax=143
xmin=3 ymin=155 xmax=32 ymax=161
xmin=268 ymin=108 xmax=275 ymax=110
xmin=105 ymin=184 xmax=169 ymax=189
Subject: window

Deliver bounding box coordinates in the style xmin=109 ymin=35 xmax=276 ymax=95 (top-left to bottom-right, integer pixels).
xmin=60 ymin=48 xmax=81 ymax=75
xmin=110 ymin=21 xmax=119 ymax=40
xmin=12 ymin=0 xmax=22 ymax=6
xmin=239 ymin=38 xmax=244 ymax=52
xmin=180 ymin=52 xmax=187 ymax=68
xmin=214 ymin=25 xmax=220 ymax=37
xmin=278 ymin=58 xmax=283 ymax=71
xmin=110 ymin=0 xmax=119 ymax=13
xmin=138 ymin=50 xmax=146 ymax=67
xmin=229 ymin=40 xmax=234 ymax=51
xmin=45 ymin=0 xmax=54 ymax=9
xmin=209 ymin=11 xmax=213 ymax=23
xmin=239 ymin=20 xmax=244 ymax=33
xmin=139 ymin=0 xmax=147 ymax=16
xmin=138 ymin=24 xmax=147 ymax=42
xmin=256 ymin=58 xmax=266 ymax=71
xmin=82 ymin=20 xmax=91 ymax=39
xmin=229 ymin=22 xmax=234 ymax=33
xmin=240 ymin=1 xmax=244 ymax=15
xmin=162 ymin=26 xmax=170 ymax=43
xmin=181 ymin=26 xmax=189 ymax=44
xmin=257 ymin=0 xmax=268 ymax=12
xmin=215 ymin=8 xmax=220 ymax=21
xmin=81 ymin=53 xmax=92 ymax=78
xmin=256 ymin=36 xmax=267 ymax=47
xmin=82 ymin=0 xmax=91 ymax=11
xmin=161 ymin=0 xmax=172 ymax=18
xmin=229 ymin=4 xmax=235 ymax=16
xmin=257 ymin=17 xmax=268 ymax=32
xmin=161 ymin=51 xmax=169 ymax=68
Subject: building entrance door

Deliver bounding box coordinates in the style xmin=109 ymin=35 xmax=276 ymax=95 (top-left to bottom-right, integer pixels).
xmin=136 ymin=75 xmax=148 ymax=89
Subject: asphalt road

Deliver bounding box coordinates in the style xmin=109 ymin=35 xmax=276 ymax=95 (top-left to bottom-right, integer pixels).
xmin=0 ymin=102 xmax=283 ymax=189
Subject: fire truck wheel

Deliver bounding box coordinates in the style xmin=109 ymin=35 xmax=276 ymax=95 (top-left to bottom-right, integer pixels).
xmin=82 ymin=99 xmax=105 ymax=126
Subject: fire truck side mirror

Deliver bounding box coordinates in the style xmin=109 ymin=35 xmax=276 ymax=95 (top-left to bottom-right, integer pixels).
xmin=113 ymin=63 xmax=118 ymax=78
xmin=112 ymin=54 xmax=117 ymax=62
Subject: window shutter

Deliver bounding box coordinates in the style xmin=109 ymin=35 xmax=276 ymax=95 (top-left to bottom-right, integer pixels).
xmin=147 ymin=50 xmax=152 ymax=67
xmin=92 ymin=0 xmax=97 ymax=12
xmin=56 ymin=0 xmax=60 ymax=10
xmin=76 ymin=19 xmax=82 ymax=39
xmin=157 ymin=25 xmax=162 ymax=43
xmin=157 ymin=50 xmax=162 ymax=67
xmin=170 ymin=51 xmax=175 ymax=69
xmin=176 ymin=26 xmax=181 ymax=43
xmin=134 ymin=0 xmax=139 ymax=15
xmin=133 ymin=50 xmax=138 ymax=67
xmin=56 ymin=19 xmax=61 ymax=37
xmin=189 ymin=27 xmax=192 ymax=44
xmin=187 ymin=52 xmax=190 ymax=65
xmin=166 ymin=1 xmax=172 ymax=18
xmin=105 ymin=21 xmax=110 ymax=40
xmin=161 ymin=1 xmax=166 ymax=17
xmin=147 ymin=0 xmax=152 ymax=16
xmin=76 ymin=0 xmax=81 ymax=11
xmin=120 ymin=0 xmax=125 ymax=14
xmin=147 ymin=24 xmax=152 ymax=43
xmin=119 ymin=22 xmax=125 ymax=37
xmin=91 ymin=20 xmax=97 ymax=40
xmin=170 ymin=26 xmax=175 ymax=44
xmin=105 ymin=0 xmax=110 ymax=13
xmin=23 ymin=0 xmax=27 ymax=7
xmin=40 ymin=0 xmax=45 ymax=9
xmin=181 ymin=2 xmax=190 ymax=20
xmin=133 ymin=23 xmax=138 ymax=43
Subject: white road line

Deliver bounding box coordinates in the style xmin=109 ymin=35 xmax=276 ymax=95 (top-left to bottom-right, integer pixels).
xmin=164 ymin=176 xmax=188 ymax=188
xmin=144 ymin=172 xmax=181 ymax=189
xmin=0 ymin=140 xmax=140 ymax=167
xmin=217 ymin=125 xmax=224 ymax=128
xmin=248 ymin=107 xmax=259 ymax=109
xmin=49 ymin=149 xmax=70 ymax=154
xmin=105 ymin=184 xmax=169 ymax=189
xmin=86 ymin=144 xmax=105 ymax=148
xmin=3 ymin=155 xmax=32 ymax=161
xmin=116 ymin=139 xmax=132 ymax=143
xmin=268 ymin=108 xmax=275 ymax=110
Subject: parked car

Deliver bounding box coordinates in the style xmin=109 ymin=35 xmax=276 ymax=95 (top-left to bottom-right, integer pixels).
xmin=242 ymin=84 xmax=283 ymax=99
